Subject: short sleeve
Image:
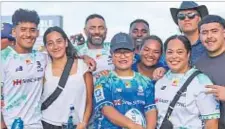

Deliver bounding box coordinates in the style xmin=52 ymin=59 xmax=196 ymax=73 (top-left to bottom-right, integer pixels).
xmin=195 ymin=74 xmax=220 ymax=120
xmin=144 ymin=81 xmax=156 ymax=113
xmin=94 ymin=76 xmax=114 ymax=112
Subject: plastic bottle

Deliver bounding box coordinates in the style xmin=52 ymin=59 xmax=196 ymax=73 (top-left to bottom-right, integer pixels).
xmin=11 ymin=117 xmax=24 ymax=129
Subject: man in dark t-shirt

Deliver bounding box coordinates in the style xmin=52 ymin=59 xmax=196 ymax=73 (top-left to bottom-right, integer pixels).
xmin=195 ymin=15 xmax=225 ymax=129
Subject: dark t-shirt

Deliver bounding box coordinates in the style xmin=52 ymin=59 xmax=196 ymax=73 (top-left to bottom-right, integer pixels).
xmin=195 ymin=52 xmax=225 ymax=128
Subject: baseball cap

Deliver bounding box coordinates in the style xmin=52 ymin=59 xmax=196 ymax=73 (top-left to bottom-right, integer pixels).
xmin=1 ymin=23 xmax=15 ymax=41
xmin=110 ymin=32 xmax=134 ymax=53
xmin=198 ymin=15 xmax=225 ymax=29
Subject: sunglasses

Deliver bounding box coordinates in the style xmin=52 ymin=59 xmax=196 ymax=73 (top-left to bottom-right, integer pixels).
xmin=177 ymin=12 xmax=199 ymax=20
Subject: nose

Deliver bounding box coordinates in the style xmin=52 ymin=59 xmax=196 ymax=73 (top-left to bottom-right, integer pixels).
xmin=206 ymin=32 xmax=213 ymax=39
xmin=94 ymin=28 xmax=100 ymax=34
xmin=25 ymin=30 xmax=31 ymax=37
xmin=137 ymin=31 xmax=142 ymax=37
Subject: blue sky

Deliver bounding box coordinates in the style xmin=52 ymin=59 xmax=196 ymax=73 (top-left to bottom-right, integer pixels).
xmin=1 ymin=1 xmax=225 ymax=43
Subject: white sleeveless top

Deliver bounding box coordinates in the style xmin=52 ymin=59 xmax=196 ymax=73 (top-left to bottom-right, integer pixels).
xmin=41 ymin=59 xmax=88 ymax=126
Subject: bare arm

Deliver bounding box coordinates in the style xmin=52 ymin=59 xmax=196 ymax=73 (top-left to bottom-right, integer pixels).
xmin=145 ymin=109 xmax=157 ymax=129
xmin=102 ymin=106 xmax=144 ymax=129
xmin=205 ymin=119 xmax=218 ymax=129
xmin=81 ymin=72 xmax=93 ymax=127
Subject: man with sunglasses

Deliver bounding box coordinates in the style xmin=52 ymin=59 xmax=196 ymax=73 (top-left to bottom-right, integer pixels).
xmin=170 ymin=1 xmax=209 ymax=64
xmin=1 ymin=23 xmax=15 ymax=50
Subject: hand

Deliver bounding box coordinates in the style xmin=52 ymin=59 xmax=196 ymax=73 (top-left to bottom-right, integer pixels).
xmin=76 ymin=122 xmax=86 ymax=129
xmin=205 ymin=85 xmax=225 ymax=101
xmin=70 ymin=33 xmax=85 ymax=46
xmin=1 ymin=121 xmax=7 ymax=129
xmin=152 ymin=67 xmax=166 ymax=80
xmin=128 ymin=123 xmax=144 ymax=129
xmin=95 ymin=70 xmax=110 ymax=79
xmin=82 ymin=55 xmax=96 ymax=72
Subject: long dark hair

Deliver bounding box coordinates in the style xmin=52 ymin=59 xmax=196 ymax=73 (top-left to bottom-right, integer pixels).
xmin=43 ymin=26 xmax=78 ymax=58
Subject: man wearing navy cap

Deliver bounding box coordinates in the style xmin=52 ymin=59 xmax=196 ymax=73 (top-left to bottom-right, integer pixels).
xmin=170 ymin=1 xmax=209 ymax=64
xmin=1 ymin=23 xmax=15 ymax=50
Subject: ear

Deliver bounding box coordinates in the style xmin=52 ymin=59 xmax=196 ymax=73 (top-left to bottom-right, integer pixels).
xmin=65 ymin=40 xmax=68 ymax=47
xmin=12 ymin=27 xmax=16 ymax=38
xmin=223 ymin=29 xmax=225 ymax=39
xmin=84 ymin=27 xmax=88 ymax=37
xmin=36 ymin=29 xmax=40 ymax=37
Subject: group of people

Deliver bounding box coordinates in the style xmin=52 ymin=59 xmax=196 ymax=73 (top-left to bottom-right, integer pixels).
xmin=1 ymin=1 xmax=225 ymax=129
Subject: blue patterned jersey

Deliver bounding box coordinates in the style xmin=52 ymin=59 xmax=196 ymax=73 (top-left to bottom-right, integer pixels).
xmin=93 ymin=71 xmax=156 ymax=129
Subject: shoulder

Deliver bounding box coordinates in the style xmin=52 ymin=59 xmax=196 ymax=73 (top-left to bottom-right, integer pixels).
xmin=1 ymin=47 xmax=14 ymax=62
xmin=135 ymin=72 xmax=153 ymax=88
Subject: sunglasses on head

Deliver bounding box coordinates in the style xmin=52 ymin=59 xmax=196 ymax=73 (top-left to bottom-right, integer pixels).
xmin=177 ymin=12 xmax=199 ymax=20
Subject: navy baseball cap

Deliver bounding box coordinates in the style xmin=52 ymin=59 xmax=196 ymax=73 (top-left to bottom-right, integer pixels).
xmin=110 ymin=32 xmax=134 ymax=53
xmin=1 ymin=23 xmax=15 ymax=41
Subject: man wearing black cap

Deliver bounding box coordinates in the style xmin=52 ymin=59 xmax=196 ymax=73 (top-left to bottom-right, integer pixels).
xmin=1 ymin=23 xmax=15 ymax=50
xmin=196 ymin=14 xmax=225 ymax=129
xmin=170 ymin=1 xmax=209 ymax=64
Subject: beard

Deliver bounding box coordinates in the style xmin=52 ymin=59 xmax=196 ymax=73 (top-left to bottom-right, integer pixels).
xmin=87 ymin=33 xmax=106 ymax=46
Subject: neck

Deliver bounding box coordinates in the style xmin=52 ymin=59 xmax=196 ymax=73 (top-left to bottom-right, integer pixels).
xmin=87 ymin=41 xmax=103 ymax=49
xmin=14 ymin=45 xmax=32 ymax=54
xmin=184 ymin=30 xmax=199 ymax=45
xmin=115 ymin=68 xmax=133 ymax=77
xmin=171 ymin=65 xmax=190 ymax=74
xmin=52 ymin=55 xmax=68 ymax=67
xmin=138 ymin=62 xmax=156 ymax=79
xmin=208 ymin=43 xmax=225 ymax=57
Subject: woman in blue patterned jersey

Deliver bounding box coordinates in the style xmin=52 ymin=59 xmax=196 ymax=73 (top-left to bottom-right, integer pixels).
xmin=132 ymin=35 xmax=164 ymax=84
xmin=93 ymin=32 xmax=157 ymax=129
xmin=155 ymin=35 xmax=220 ymax=129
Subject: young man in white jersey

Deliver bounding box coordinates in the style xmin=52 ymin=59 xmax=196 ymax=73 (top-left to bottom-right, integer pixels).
xmin=1 ymin=8 xmax=46 ymax=129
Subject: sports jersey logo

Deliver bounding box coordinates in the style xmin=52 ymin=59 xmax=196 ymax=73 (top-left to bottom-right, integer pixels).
xmin=94 ymin=84 xmax=105 ymax=103
xmin=25 ymin=58 xmax=32 ymax=65
xmin=96 ymin=53 xmax=102 ymax=59
xmin=137 ymin=86 xmax=144 ymax=96
xmin=113 ymin=99 xmax=122 ymax=105
xmin=13 ymin=79 xmax=22 ymax=86
xmin=172 ymin=78 xmax=179 ymax=86
xmin=160 ymin=85 xmax=166 ymax=90
xmin=12 ymin=77 xmax=42 ymax=86
xmin=15 ymin=66 xmax=23 ymax=72
xmin=36 ymin=61 xmax=43 ymax=72
xmin=125 ymin=81 xmax=131 ymax=88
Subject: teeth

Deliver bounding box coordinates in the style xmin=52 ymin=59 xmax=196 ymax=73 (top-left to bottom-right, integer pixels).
xmin=170 ymin=61 xmax=179 ymax=65
xmin=119 ymin=60 xmax=127 ymax=64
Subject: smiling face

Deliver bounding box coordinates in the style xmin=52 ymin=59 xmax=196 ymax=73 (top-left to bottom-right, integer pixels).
xmin=178 ymin=10 xmax=201 ymax=33
xmin=45 ymin=31 xmax=67 ymax=60
xmin=12 ymin=22 xmax=39 ymax=51
xmin=84 ymin=17 xmax=107 ymax=47
xmin=140 ymin=39 xmax=162 ymax=67
xmin=112 ymin=49 xmax=134 ymax=71
xmin=200 ymin=22 xmax=225 ymax=57
xmin=166 ymin=38 xmax=190 ymax=73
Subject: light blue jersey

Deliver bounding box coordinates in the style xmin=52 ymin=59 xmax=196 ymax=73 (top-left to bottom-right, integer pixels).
xmin=155 ymin=68 xmax=220 ymax=129
xmin=93 ymin=71 xmax=156 ymax=129
xmin=1 ymin=47 xmax=47 ymax=129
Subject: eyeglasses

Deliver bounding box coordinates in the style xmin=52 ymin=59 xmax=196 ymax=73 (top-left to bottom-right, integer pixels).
xmin=177 ymin=12 xmax=199 ymax=20
xmin=113 ymin=51 xmax=133 ymax=58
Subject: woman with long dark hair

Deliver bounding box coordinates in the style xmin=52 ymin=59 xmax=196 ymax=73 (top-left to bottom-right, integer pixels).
xmin=41 ymin=26 xmax=93 ymax=129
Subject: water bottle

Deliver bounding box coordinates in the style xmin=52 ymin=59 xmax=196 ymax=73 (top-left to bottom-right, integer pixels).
xmin=62 ymin=106 xmax=77 ymax=129
xmin=11 ymin=117 xmax=24 ymax=129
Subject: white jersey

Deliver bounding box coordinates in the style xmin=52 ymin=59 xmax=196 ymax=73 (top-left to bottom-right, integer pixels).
xmin=1 ymin=47 xmax=47 ymax=129
xmin=41 ymin=59 xmax=88 ymax=126
xmin=75 ymin=42 xmax=114 ymax=80
xmin=155 ymin=68 xmax=220 ymax=129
